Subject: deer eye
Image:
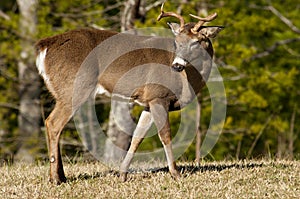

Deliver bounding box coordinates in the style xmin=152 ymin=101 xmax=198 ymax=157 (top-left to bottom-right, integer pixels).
xmin=175 ymin=40 xmax=184 ymax=48
xmin=190 ymin=41 xmax=199 ymax=49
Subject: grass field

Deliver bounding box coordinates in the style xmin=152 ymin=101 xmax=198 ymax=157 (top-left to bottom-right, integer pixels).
xmin=0 ymin=159 xmax=299 ymax=198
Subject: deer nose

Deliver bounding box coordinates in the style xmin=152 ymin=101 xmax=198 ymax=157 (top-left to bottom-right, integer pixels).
xmin=172 ymin=57 xmax=187 ymax=72
xmin=172 ymin=63 xmax=185 ymax=72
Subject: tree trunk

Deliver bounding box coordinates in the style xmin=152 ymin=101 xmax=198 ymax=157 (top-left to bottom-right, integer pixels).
xmin=75 ymin=99 xmax=100 ymax=156
xmin=288 ymin=105 xmax=296 ymax=159
xmin=104 ymin=101 xmax=135 ymax=162
xmin=195 ymin=98 xmax=202 ymax=164
xmin=121 ymin=0 xmax=141 ymax=32
xmin=195 ymin=3 xmax=208 ymax=164
xmin=15 ymin=0 xmax=41 ymax=162
xmin=103 ymin=0 xmax=141 ymax=162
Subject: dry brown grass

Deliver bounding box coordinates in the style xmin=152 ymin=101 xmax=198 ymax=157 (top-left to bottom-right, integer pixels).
xmin=0 ymin=159 xmax=299 ymax=199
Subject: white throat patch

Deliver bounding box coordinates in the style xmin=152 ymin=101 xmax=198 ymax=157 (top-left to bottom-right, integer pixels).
xmin=172 ymin=57 xmax=188 ymax=66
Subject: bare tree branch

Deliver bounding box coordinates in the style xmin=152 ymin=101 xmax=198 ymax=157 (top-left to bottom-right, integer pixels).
xmin=0 ymin=10 xmax=11 ymax=20
xmin=267 ymin=5 xmax=300 ymax=34
xmin=216 ymin=61 xmax=247 ymax=81
xmin=144 ymin=0 xmax=165 ymax=13
xmin=247 ymin=114 xmax=274 ymax=158
xmin=222 ymin=128 xmax=249 ymax=134
xmin=249 ymin=37 xmax=300 ymax=60
xmin=250 ymin=3 xmax=300 ymax=34
xmin=283 ymin=45 xmax=300 ymax=57
xmin=53 ymin=2 xmax=124 ymax=18
xmin=288 ymin=104 xmax=296 ymax=159
xmin=0 ymin=102 xmax=19 ymax=110
xmin=0 ymin=65 xmax=18 ymax=81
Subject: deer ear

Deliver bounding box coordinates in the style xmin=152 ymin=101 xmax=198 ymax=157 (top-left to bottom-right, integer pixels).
xmin=167 ymin=22 xmax=181 ymax=36
xmin=199 ymin=26 xmax=224 ymax=38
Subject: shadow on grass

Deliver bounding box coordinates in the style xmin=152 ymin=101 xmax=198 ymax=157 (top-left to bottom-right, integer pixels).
xmin=149 ymin=162 xmax=264 ymax=175
xmin=68 ymin=169 xmax=119 ymax=182
xmin=68 ymin=161 xmax=265 ymax=183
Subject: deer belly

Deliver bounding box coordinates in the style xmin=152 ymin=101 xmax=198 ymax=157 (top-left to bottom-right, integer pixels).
xmin=95 ymin=84 xmax=147 ymax=106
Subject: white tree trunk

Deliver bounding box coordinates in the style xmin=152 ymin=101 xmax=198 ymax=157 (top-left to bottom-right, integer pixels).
xmin=104 ymin=101 xmax=135 ymax=162
xmin=103 ymin=0 xmax=141 ymax=162
xmin=15 ymin=0 xmax=41 ymax=162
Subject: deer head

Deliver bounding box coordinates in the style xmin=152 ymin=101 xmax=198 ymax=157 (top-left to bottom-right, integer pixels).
xmin=157 ymin=3 xmax=223 ymax=72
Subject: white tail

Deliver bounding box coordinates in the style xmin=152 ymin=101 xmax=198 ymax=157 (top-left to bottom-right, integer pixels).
xmin=35 ymin=4 xmax=223 ymax=184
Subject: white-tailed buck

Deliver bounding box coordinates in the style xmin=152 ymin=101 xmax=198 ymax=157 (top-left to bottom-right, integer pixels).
xmin=35 ymin=4 xmax=223 ymax=184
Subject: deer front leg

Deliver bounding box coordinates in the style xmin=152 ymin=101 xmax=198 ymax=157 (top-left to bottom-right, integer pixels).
xmin=149 ymin=99 xmax=180 ymax=179
xmin=120 ymin=110 xmax=153 ymax=181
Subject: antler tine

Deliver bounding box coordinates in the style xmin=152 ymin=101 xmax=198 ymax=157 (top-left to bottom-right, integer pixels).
xmin=157 ymin=3 xmax=185 ymax=30
xmin=190 ymin=12 xmax=218 ymax=34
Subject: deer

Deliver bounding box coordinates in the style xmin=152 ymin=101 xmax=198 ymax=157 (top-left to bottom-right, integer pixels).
xmin=35 ymin=4 xmax=223 ymax=184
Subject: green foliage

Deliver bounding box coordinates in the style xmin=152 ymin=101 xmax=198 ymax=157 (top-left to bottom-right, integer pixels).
xmin=209 ymin=0 xmax=300 ymax=160
xmin=0 ymin=1 xmax=21 ymax=157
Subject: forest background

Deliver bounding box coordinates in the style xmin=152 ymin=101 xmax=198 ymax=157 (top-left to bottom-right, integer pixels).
xmin=0 ymin=0 xmax=299 ymax=164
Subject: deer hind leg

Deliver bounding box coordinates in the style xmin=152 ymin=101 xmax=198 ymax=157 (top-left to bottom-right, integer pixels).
xmin=120 ymin=110 xmax=153 ymax=182
xmin=149 ymin=99 xmax=180 ymax=179
xmin=46 ymin=101 xmax=73 ymax=185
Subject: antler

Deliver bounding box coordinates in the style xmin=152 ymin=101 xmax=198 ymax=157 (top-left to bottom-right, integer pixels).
xmin=157 ymin=3 xmax=185 ymax=31
xmin=190 ymin=12 xmax=218 ymax=34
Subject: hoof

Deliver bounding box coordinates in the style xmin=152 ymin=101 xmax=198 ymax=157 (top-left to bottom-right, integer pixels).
xmin=170 ymin=170 xmax=181 ymax=180
xmin=120 ymin=172 xmax=128 ymax=182
xmin=49 ymin=176 xmax=67 ymax=185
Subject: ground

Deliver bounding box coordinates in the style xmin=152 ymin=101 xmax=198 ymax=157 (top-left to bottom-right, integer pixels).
xmin=0 ymin=159 xmax=299 ymax=198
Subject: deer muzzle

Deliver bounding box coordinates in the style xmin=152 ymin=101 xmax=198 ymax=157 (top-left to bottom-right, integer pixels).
xmin=172 ymin=63 xmax=185 ymax=72
xmin=172 ymin=57 xmax=188 ymax=72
